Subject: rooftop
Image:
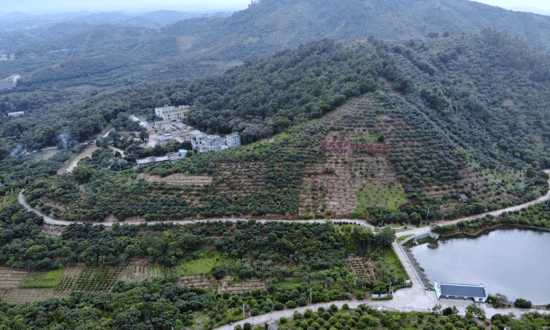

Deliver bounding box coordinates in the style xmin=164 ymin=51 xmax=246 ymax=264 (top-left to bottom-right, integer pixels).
xmin=439 ymin=283 xmax=486 ymax=298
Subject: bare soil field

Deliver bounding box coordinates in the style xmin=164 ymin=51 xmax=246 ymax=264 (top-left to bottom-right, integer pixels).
xmin=3 ymin=289 xmax=59 ymax=304
xmin=219 ymin=276 xmax=266 ymax=294
xmin=0 ymin=267 xmax=29 ymax=289
xmin=57 ymin=145 xmax=99 ymax=175
xmin=180 ymin=275 xmax=219 ymax=291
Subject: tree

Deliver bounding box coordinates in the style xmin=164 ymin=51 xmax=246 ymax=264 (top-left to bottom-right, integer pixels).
xmin=72 ymin=164 xmax=97 ymax=184
xmin=466 ymin=304 xmax=486 ymax=320
xmin=514 ymin=298 xmax=532 ymax=309
xmin=375 ymin=227 xmax=396 ymax=247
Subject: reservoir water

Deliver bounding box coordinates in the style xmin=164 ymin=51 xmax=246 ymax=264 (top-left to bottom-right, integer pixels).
xmin=411 ymin=229 xmax=550 ymax=305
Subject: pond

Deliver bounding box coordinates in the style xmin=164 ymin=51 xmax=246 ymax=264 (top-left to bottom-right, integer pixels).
xmin=411 ymin=229 xmax=550 ymax=305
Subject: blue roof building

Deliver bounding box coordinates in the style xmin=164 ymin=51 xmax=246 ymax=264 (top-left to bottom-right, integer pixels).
xmin=435 ymin=280 xmax=488 ymax=302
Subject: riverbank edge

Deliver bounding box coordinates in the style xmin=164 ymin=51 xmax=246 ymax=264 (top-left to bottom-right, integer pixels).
xmin=437 ymin=223 xmax=550 ymax=239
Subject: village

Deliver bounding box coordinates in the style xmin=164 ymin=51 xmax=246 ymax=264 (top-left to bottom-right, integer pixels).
xmin=132 ymin=104 xmax=241 ymax=167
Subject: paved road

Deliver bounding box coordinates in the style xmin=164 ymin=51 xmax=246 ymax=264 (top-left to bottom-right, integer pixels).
xmin=17 ymin=170 xmax=550 ymax=326
xmin=20 ymin=169 xmax=550 ymax=230
xmin=18 ymin=190 xmax=374 ymax=229
xmin=211 ymin=299 xmax=548 ymax=330
xmin=395 ymin=169 xmax=550 ymax=238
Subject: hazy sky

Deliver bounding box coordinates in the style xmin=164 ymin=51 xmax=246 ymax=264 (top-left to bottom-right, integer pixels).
xmin=0 ymin=0 xmax=549 ymax=14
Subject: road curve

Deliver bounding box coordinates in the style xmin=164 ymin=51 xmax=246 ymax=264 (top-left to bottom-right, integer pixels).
xmin=17 ymin=171 xmax=550 ymax=325
xmin=18 ymin=190 xmax=374 ymax=229
xmin=19 ymin=169 xmax=550 ymax=230
xmin=395 ymin=169 xmax=550 ymax=238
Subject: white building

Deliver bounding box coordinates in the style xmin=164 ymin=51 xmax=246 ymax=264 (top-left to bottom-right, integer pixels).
xmin=154 ymin=104 xmax=190 ymax=121
xmin=226 ymin=132 xmax=241 ymax=148
xmin=136 ymin=152 xmax=185 ymax=167
xmin=188 ymin=130 xmax=241 ymax=153
xmin=7 ymin=111 xmax=24 ymax=117
xmin=156 ymin=133 xmax=173 ymax=147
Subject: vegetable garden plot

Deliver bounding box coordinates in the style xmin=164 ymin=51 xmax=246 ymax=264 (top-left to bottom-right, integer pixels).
xmin=0 ymin=267 xmax=29 ymax=289
xmin=3 ymin=289 xmax=56 ymax=304
xmin=347 ymin=255 xmax=381 ymax=282
xmin=219 ymin=276 xmax=266 ymax=294
xmin=180 ymin=275 xmax=219 ymax=291
xmin=73 ymin=267 xmax=125 ymax=292
xmin=55 ymin=264 xmax=84 ymax=293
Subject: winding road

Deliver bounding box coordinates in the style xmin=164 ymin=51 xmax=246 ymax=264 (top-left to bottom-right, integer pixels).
xmin=20 ymin=170 xmax=550 ymax=232
xmin=16 ymin=170 xmax=550 ymax=324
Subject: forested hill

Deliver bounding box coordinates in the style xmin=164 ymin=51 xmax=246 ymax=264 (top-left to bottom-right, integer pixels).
xmin=164 ymin=0 xmax=550 ymax=60
xmin=3 ymin=0 xmax=550 ymax=94
xmin=10 ymin=31 xmax=550 ymax=223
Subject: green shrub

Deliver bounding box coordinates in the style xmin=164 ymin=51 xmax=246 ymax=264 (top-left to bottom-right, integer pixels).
xmin=514 ymin=298 xmax=532 ymax=309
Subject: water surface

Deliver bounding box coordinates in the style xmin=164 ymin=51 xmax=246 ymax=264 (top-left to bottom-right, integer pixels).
xmin=411 ymin=229 xmax=550 ymax=305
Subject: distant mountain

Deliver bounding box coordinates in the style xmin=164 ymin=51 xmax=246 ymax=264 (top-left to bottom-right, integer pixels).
xmin=508 ymin=6 xmax=550 ymax=16
xmin=162 ymin=0 xmax=550 ymax=61
xmin=3 ymin=0 xmax=550 ymax=92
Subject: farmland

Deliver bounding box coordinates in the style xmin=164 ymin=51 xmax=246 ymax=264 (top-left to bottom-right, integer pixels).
xmin=24 ymin=88 xmax=548 ymax=225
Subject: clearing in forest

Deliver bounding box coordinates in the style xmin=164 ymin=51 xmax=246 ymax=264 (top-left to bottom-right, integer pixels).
xmin=178 ymin=252 xmax=223 ymax=275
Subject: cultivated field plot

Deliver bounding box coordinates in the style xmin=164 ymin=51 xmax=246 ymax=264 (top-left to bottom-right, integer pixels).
xmin=0 ymin=267 xmax=29 ymax=289
xmin=120 ymin=259 xmax=179 ymax=282
xmin=180 ymin=275 xmax=219 ymax=291
xmin=347 ymin=255 xmax=381 ymax=282
xmin=3 ymin=289 xmax=58 ymax=304
xmin=55 ymin=265 xmax=84 ymax=293
xmin=299 ymin=98 xmax=409 ymax=218
xmin=219 ymin=276 xmax=266 ymax=294
xmin=138 ymin=173 xmax=213 ymax=186
xmin=20 ymin=268 xmax=63 ymax=289
xmin=73 ymin=267 xmax=125 ymax=292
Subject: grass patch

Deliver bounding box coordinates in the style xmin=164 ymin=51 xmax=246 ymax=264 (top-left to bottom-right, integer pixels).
xmin=379 ymin=247 xmax=408 ymax=280
xmin=275 ymin=277 xmax=306 ymax=289
xmin=178 ymin=251 xmax=223 ymax=275
xmin=20 ymin=268 xmax=63 ymax=289
xmin=397 ymin=234 xmax=413 ymax=243
xmin=356 ymin=183 xmax=407 ymax=213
